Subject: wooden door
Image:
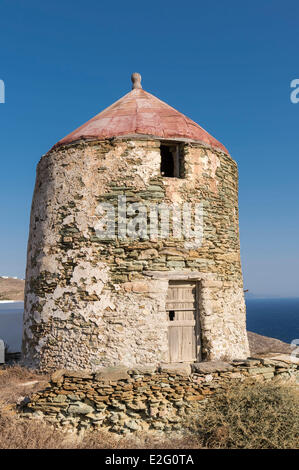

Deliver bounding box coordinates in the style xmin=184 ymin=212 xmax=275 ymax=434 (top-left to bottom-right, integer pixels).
xmin=166 ymin=281 xmax=201 ymax=363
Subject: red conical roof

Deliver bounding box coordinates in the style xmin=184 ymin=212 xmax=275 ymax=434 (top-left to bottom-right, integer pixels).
xmin=55 ymin=76 xmax=228 ymax=154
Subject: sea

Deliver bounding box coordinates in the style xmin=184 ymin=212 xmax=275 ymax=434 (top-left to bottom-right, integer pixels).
xmin=0 ymin=298 xmax=298 ymax=353
xmin=0 ymin=301 xmax=24 ymax=352
xmin=245 ymin=297 xmax=299 ymax=345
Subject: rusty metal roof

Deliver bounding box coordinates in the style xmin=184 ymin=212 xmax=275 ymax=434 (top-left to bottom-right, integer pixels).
xmin=55 ymin=76 xmax=228 ymax=154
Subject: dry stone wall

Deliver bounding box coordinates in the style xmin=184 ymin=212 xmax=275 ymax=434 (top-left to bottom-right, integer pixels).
xmin=22 ymin=358 xmax=299 ymax=434
xmin=22 ymin=138 xmax=249 ymax=371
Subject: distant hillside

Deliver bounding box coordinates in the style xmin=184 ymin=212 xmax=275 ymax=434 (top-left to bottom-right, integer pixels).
xmin=248 ymin=331 xmax=292 ymax=355
xmin=0 ymin=277 xmax=25 ymax=301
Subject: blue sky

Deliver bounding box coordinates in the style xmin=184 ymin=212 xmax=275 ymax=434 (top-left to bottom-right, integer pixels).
xmin=0 ymin=0 xmax=298 ymax=297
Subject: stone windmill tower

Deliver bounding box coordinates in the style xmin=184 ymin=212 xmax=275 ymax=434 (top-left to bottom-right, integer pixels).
xmin=22 ymin=73 xmax=249 ymax=371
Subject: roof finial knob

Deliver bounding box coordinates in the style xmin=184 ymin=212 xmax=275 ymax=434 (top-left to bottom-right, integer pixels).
xmin=131 ymin=72 xmax=142 ymax=90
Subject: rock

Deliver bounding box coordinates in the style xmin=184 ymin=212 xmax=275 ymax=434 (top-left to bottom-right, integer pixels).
xmin=174 ymin=401 xmax=184 ymax=408
xmin=191 ymin=361 xmax=233 ymax=374
xmin=94 ymin=366 xmax=129 ymax=382
xmin=131 ymin=365 xmax=156 ymax=374
xmin=127 ymin=411 xmax=140 ymax=418
xmin=123 ymin=281 xmax=149 ymax=293
xmin=185 ymin=394 xmax=205 ymax=401
xmin=95 ymin=403 xmax=107 ymax=410
xmin=159 ymin=363 xmax=191 ymax=376
xmin=51 ymin=369 xmax=65 ymax=384
xmin=52 ymin=394 xmax=67 ymax=403
xmin=138 ymin=249 xmax=159 ymax=260
xmin=244 ymin=358 xmax=262 ymax=366
xmin=247 ymin=367 xmax=275 ymax=375
xmin=109 ymin=414 xmax=119 ymax=423
xmin=64 ymin=371 xmax=94 ymax=379
xmin=149 ymin=406 xmax=159 ymax=417
xmin=204 ymin=374 xmax=213 ymax=382
xmin=261 ymin=372 xmax=275 ymax=379
xmin=110 ymin=401 xmax=126 ymax=411
xmin=125 ymin=419 xmax=139 ymax=431
xmin=19 ymin=396 xmax=30 ymax=406
xmin=151 ymin=421 xmax=165 ymax=430
xmin=262 ymin=354 xmax=299 ymax=365
xmin=127 ymin=402 xmax=147 ymax=411
xmin=67 ymin=394 xmax=82 ymax=401
xmin=68 ymin=401 xmax=94 ymax=415
xmin=61 ymin=417 xmax=78 ymax=426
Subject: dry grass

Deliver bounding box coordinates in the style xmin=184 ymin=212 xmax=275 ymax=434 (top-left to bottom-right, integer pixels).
xmin=0 ymin=365 xmax=298 ymax=449
xmin=0 ymin=365 xmax=65 ymax=449
xmin=77 ymin=431 xmax=200 ymax=449
xmin=0 ymin=409 xmax=72 ymax=449
xmin=0 ymin=364 xmax=49 ymax=405
xmin=0 ymin=410 xmax=199 ymax=449
xmin=189 ymin=381 xmax=299 ymax=449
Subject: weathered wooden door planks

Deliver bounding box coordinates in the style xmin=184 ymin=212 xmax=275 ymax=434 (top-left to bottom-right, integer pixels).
xmin=166 ymin=281 xmax=201 ymax=362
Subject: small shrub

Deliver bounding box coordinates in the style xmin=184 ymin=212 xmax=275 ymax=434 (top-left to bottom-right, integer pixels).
xmin=189 ymin=382 xmax=299 ymax=449
xmin=0 ymin=410 xmax=71 ymax=449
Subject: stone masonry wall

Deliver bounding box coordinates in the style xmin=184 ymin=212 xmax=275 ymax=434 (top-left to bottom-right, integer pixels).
xmin=22 ymin=138 xmax=249 ymax=371
xmin=22 ymin=358 xmax=299 ymax=434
